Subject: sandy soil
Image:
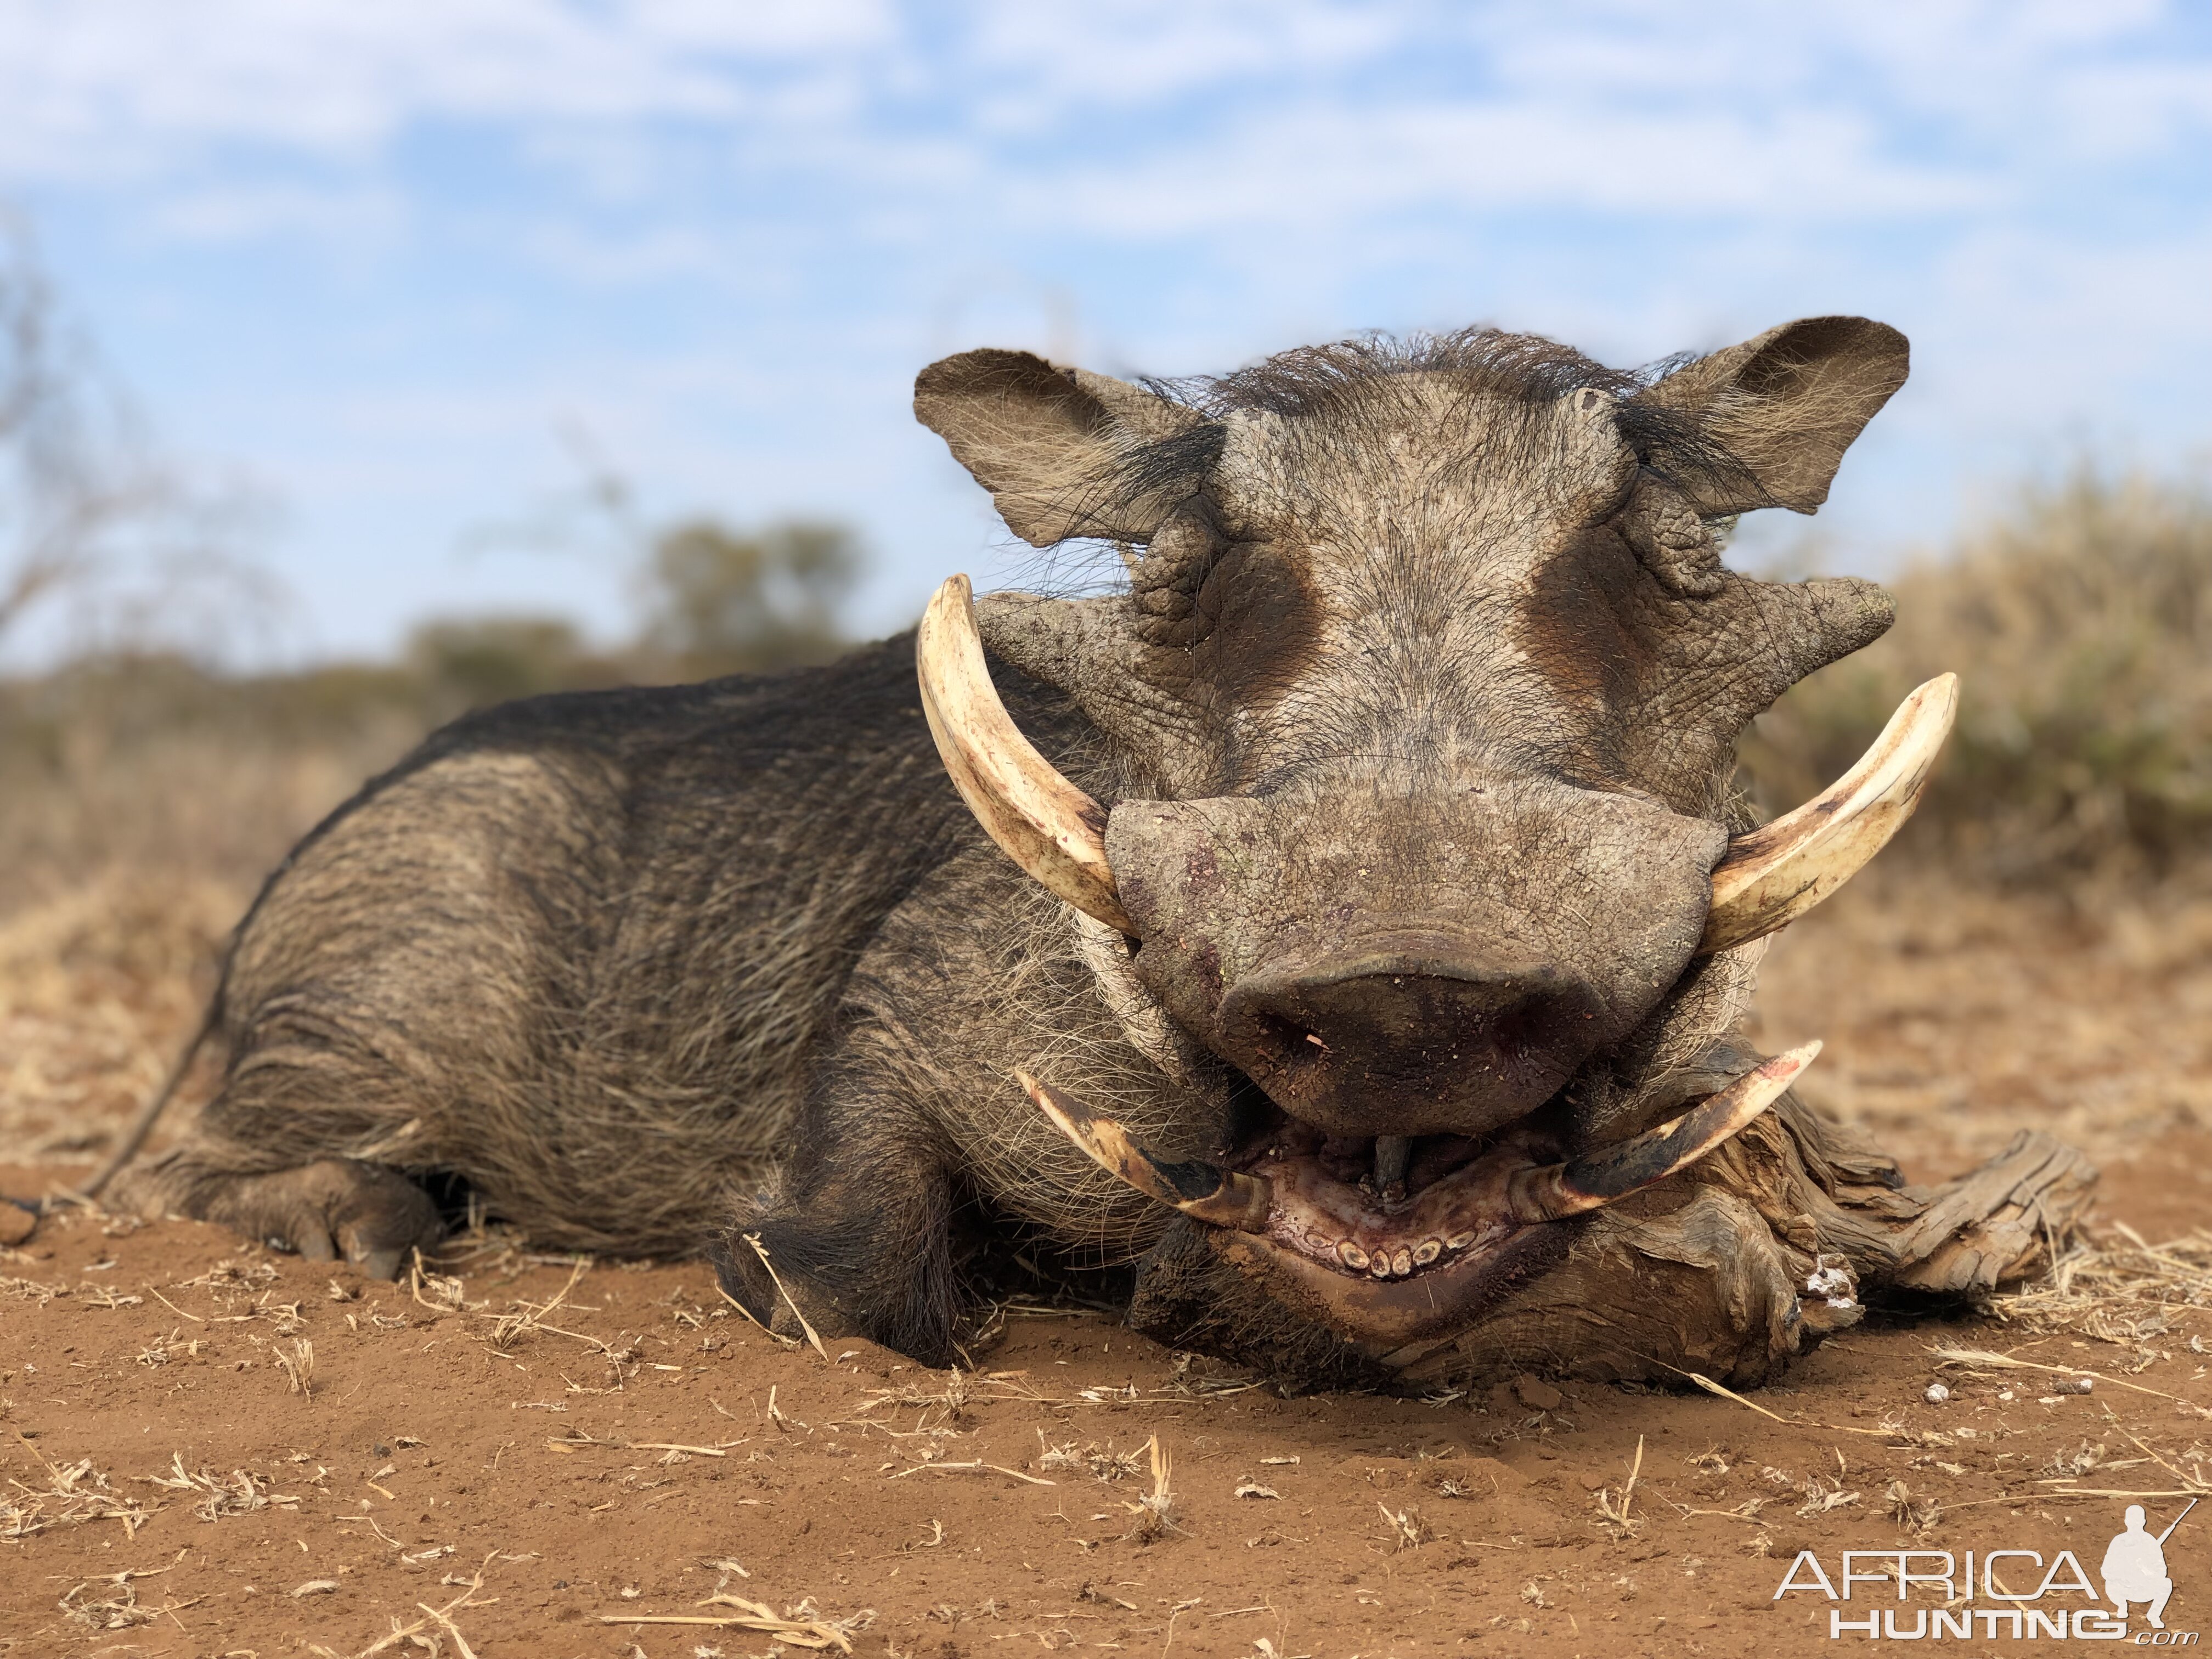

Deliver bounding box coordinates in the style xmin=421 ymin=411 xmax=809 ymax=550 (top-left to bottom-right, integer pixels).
xmin=4 ymin=870 xmax=2211 ymax=1657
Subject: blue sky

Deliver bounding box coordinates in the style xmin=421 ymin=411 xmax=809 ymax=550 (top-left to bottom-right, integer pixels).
xmin=3 ymin=1 xmax=2210 ymax=663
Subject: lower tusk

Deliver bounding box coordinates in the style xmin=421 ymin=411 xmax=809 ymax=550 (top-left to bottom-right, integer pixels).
xmin=1700 ymin=674 xmax=1957 ymax=955
xmin=1017 ymin=1070 xmax=1274 ymax=1232
xmin=1508 ymin=1041 xmax=1820 ymax=1222
xmin=918 ymin=575 xmax=1131 ymax=933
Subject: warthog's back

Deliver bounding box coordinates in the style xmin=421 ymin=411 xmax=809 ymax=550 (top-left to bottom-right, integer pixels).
xmin=216 ymin=633 xmax=981 ymax=1252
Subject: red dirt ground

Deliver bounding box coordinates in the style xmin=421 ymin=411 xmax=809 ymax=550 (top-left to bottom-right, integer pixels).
xmin=4 ymin=872 xmax=2211 ymax=1657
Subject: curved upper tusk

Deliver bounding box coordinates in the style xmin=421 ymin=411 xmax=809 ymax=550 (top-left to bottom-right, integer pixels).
xmin=916 ymin=574 xmax=1131 ymax=933
xmin=1018 ymin=1070 xmax=1276 ymax=1232
xmin=1700 ymin=674 xmax=1958 ymax=955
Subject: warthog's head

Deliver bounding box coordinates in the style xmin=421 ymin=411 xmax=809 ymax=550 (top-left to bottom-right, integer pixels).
xmin=913 ymin=321 xmax=1952 ymax=1349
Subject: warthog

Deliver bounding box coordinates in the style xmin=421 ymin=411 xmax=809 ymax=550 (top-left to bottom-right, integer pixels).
xmin=106 ymin=317 xmax=2091 ymax=1389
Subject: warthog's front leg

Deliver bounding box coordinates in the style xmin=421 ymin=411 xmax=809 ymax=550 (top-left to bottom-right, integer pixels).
xmin=710 ymin=1030 xmax=967 ymax=1365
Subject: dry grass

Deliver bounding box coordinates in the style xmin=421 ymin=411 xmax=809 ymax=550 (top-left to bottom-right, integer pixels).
xmin=1989 ymin=1223 xmax=2212 ymax=1347
xmin=140 ymin=1450 xmax=302 ymax=1520
xmin=1122 ymin=1434 xmax=1179 ymax=1543
xmin=308 ymin=1559 xmax=498 ymax=1659
xmin=1376 ymin=1499 xmax=1432 ymax=1550
xmin=273 ymin=1336 xmax=315 ymax=1396
xmin=1592 ymin=1434 xmax=1644 ymax=1538
xmin=58 ymin=1567 xmax=198 ymax=1632
xmin=598 ymin=1592 xmax=873 ymax=1651
xmin=1037 ymin=1432 xmax=1148 ymax=1482
xmin=0 ymin=658 xmax=424 ymax=911
xmin=0 ymin=869 xmax=235 ymax=1173
xmin=3 ymin=1434 xmax=162 ymax=1538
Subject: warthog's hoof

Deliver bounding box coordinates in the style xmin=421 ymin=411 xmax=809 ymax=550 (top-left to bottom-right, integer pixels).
xmin=123 ymin=1157 xmax=445 ymax=1279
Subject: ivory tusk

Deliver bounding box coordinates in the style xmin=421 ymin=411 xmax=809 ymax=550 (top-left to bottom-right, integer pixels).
xmin=1017 ymin=1070 xmax=1275 ymax=1232
xmin=1700 ymin=674 xmax=1958 ymax=954
xmin=917 ymin=575 xmax=1131 ymax=933
xmin=1508 ymin=1041 xmax=1819 ymax=1222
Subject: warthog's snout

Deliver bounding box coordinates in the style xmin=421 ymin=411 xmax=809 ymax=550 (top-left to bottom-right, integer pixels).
xmin=1102 ymin=788 xmax=1728 ymax=1139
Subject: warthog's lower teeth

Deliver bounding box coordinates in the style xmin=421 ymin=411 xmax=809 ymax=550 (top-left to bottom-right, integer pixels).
xmin=1506 ymin=1041 xmax=1822 ymax=1223
xmin=1016 ymin=1070 xmax=1274 ymax=1233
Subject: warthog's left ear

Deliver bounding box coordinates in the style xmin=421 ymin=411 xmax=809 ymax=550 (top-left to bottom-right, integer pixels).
xmin=1634 ymin=317 xmax=1909 ymax=516
xmin=915 ymin=349 xmax=1215 ymax=546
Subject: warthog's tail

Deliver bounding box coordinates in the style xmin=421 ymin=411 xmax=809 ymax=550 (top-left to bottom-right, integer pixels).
xmin=78 ymin=1001 xmax=221 ymax=1201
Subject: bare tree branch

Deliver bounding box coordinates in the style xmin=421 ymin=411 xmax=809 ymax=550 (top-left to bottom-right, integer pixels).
xmin=0 ymin=208 xmax=276 ymax=664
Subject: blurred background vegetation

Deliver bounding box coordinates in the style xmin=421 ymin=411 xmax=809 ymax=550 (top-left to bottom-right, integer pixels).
xmin=2 ymin=230 xmax=2208 ymax=917
xmin=10 ymin=462 xmax=2208 ymax=916
xmin=1738 ymin=470 xmax=2212 ymax=887
xmin=0 ymin=235 xmax=873 ymax=910
xmin=0 ymin=512 xmax=873 ymax=909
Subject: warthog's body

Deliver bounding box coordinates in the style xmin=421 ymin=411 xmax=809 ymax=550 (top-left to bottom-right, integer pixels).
xmin=130 ymin=321 xmax=2092 ymax=1387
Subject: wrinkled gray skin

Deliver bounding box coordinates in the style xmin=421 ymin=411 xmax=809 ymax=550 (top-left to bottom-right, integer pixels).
xmin=128 ymin=319 xmax=1910 ymax=1379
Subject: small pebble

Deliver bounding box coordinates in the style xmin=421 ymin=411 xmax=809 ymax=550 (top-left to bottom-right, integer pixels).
xmin=1923 ymin=1383 xmax=1951 ymax=1403
xmin=1513 ymin=1374 xmax=1564 ymax=1411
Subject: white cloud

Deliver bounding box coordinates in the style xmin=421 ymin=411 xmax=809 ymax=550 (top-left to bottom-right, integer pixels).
xmin=4 ymin=0 xmax=2204 ymax=245
xmin=3 ymin=0 xmax=2209 ymax=659
xmin=0 ymin=0 xmax=890 ymax=177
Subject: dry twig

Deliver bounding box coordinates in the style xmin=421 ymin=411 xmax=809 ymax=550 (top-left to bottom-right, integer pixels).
xmin=1594 ymin=1435 xmax=1645 ymax=1538
xmin=1124 ymin=1434 xmax=1180 ymax=1543
xmin=599 ymin=1592 xmax=868 ymax=1651
xmin=742 ymin=1232 xmax=829 ymax=1361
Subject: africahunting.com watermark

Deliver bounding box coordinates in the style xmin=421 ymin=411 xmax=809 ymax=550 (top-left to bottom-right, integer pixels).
xmin=1773 ymin=1499 xmax=2197 ymax=1643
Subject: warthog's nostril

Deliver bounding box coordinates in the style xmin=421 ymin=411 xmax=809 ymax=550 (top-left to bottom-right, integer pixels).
xmin=1216 ymin=946 xmax=1606 ymax=1136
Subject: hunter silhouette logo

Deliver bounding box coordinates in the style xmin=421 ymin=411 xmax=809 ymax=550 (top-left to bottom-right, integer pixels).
xmin=2106 ymin=1499 xmax=2193 ymax=1630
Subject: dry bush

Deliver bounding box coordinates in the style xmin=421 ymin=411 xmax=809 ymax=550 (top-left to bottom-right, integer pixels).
xmin=0 ymin=656 xmax=425 ymax=912
xmin=1742 ymin=469 xmax=2212 ymax=883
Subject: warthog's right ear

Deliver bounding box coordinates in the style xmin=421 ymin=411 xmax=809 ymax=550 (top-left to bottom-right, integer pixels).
xmin=915 ymin=349 xmax=1215 ymax=546
xmin=1634 ymin=317 xmax=1909 ymax=517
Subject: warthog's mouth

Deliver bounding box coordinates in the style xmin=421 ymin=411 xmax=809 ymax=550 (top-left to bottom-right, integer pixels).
xmin=1018 ymin=1044 xmax=1818 ymax=1347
